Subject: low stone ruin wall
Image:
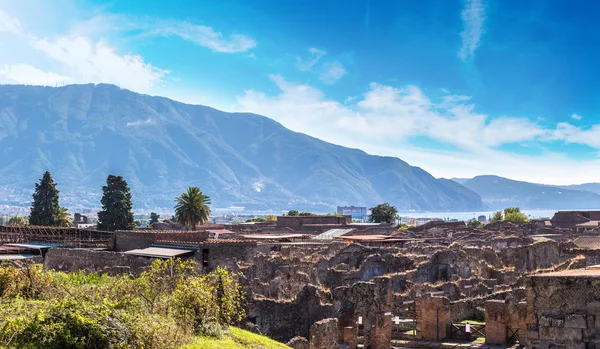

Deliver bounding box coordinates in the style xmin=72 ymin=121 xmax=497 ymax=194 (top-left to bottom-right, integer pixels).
xmin=44 ymin=248 xmax=153 ymax=275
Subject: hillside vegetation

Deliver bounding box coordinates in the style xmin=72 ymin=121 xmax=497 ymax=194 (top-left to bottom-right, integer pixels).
xmin=0 ymin=260 xmax=252 ymax=349
xmin=0 ymin=83 xmax=483 ymax=211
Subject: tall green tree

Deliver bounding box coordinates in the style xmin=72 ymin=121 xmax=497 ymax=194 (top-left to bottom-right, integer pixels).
xmin=150 ymin=212 xmax=161 ymax=224
xmin=29 ymin=171 xmax=61 ymax=226
xmin=97 ymin=175 xmax=135 ymax=231
xmin=174 ymin=187 xmax=211 ymax=230
xmin=368 ymin=203 xmax=399 ymax=224
xmin=286 ymin=210 xmax=299 ymax=216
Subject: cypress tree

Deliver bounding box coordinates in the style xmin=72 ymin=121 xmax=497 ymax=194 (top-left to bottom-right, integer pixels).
xmin=29 ymin=171 xmax=60 ymax=226
xmin=97 ymin=175 xmax=135 ymax=231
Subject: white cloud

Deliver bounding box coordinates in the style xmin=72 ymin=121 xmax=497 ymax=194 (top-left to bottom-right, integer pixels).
xmin=296 ymin=47 xmax=326 ymax=71
xmin=0 ymin=9 xmax=21 ymax=34
xmin=127 ymin=117 xmax=156 ymax=127
xmin=32 ymin=36 xmax=168 ymax=93
xmin=459 ymin=0 xmax=486 ymax=61
xmin=159 ymin=22 xmax=256 ymax=53
xmin=319 ymin=61 xmax=346 ymax=84
xmin=0 ymin=63 xmax=71 ymax=85
xmin=236 ymin=75 xmax=600 ymax=184
xmin=571 ymin=113 xmax=582 ymax=120
xmin=237 ymin=75 xmax=546 ymax=153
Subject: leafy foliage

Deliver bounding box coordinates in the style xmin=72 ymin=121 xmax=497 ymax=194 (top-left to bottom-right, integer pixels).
xmin=298 ymin=212 xmax=315 ymax=216
xmin=368 ymin=203 xmax=398 ymax=224
xmin=0 ymin=260 xmax=245 ymax=349
xmin=150 ymin=212 xmax=161 ymax=224
xmin=264 ymin=215 xmax=277 ymax=222
xmin=29 ymin=171 xmax=61 ymax=226
xmin=97 ymin=175 xmax=135 ymax=231
xmin=7 ymin=216 xmax=28 ymax=226
xmin=468 ymin=219 xmax=483 ymax=228
xmin=174 ymin=187 xmax=211 ymax=230
xmin=491 ymin=208 xmax=529 ymax=224
xmin=286 ymin=210 xmax=299 ymax=216
xmin=57 ymin=207 xmax=72 ymax=227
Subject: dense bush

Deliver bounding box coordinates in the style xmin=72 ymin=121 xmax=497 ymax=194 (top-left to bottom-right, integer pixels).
xmin=0 ymin=260 xmax=245 ymax=349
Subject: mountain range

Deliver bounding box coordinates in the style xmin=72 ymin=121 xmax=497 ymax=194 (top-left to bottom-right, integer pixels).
xmin=0 ymin=83 xmax=485 ymax=212
xmin=454 ymin=175 xmax=600 ymax=210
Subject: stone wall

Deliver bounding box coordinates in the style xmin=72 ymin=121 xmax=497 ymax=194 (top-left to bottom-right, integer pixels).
xmin=416 ymin=297 xmax=451 ymax=340
xmin=114 ymin=231 xmax=156 ymax=251
xmin=44 ymin=248 xmax=153 ymax=275
xmin=276 ymin=216 xmax=351 ymax=231
xmin=526 ymin=272 xmax=600 ymax=348
xmin=247 ymin=285 xmax=335 ymax=342
xmin=309 ymin=318 xmax=338 ymax=349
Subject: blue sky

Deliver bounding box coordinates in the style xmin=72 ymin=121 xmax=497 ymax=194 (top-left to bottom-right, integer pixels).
xmin=2 ymin=0 xmax=600 ymax=184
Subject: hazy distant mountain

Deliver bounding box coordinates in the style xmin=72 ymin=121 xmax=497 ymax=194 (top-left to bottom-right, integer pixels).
xmin=0 ymin=84 xmax=484 ymax=212
xmin=559 ymin=183 xmax=600 ymax=195
xmin=449 ymin=177 xmax=470 ymax=185
xmin=458 ymin=175 xmax=600 ymax=210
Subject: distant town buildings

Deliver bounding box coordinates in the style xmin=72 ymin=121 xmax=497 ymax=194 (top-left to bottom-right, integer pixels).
xmin=336 ymin=206 xmax=368 ymax=222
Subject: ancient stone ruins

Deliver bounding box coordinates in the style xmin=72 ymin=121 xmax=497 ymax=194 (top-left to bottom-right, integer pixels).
xmin=5 ymin=210 xmax=600 ymax=348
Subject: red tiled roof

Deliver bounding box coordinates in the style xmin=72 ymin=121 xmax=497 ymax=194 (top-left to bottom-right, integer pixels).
xmin=206 ymin=229 xmax=237 ymax=234
xmin=240 ymin=234 xmax=307 ymax=240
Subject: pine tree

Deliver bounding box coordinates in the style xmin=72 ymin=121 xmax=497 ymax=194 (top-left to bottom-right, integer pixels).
xmin=29 ymin=171 xmax=61 ymax=226
xmin=97 ymin=175 xmax=135 ymax=231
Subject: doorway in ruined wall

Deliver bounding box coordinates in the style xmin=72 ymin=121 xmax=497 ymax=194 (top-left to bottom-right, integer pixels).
xmin=392 ymin=301 xmax=418 ymax=340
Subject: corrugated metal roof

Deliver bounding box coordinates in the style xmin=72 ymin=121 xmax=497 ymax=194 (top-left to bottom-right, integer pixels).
xmin=0 ymin=254 xmax=35 ymax=260
xmin=314 ymin=228 xmax=355 ymax=240
xmin=123 ymin=247 xmax=195 ymax=258
xmin=574 ymin=236 xmax=600 ymax=249
xmin=6 ymin=242 xmax=61 ymax=249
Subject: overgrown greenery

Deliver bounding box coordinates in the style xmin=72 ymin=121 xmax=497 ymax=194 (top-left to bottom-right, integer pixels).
xmin=7 ymin=216 xmax=28 ymax=226
xmin=491 ymin=207 xmax=529 ymax=224
xmin=467 ymin=219 xmax=483 ymax=228
xmin=368 ymin=203 xmax=399 ymax=224
xmin=174 ymin=187 xmax=212 ymax=230
xmin=29 ymin=171 xmax=68 ymax=227
xmin=0 ymin=259 xmax=245 ymax=349
xmin=97 ymin=175 xmax=135 ymax=231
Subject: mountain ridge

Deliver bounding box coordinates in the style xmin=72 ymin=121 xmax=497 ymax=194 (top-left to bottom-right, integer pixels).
xmin=457 ymin=175 xmax=600 ymax=210
xmin=0 ymin=83 xmax=484 ymax=212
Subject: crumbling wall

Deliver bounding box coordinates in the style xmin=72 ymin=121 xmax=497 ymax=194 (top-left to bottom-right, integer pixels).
xmin=44 ymin=248 xmax=153 ymax=275
xmin=246 ymin=285 xmax=334 ymax=342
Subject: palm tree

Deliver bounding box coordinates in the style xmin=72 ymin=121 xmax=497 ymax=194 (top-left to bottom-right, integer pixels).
xmin=57 ymin=207 xmax=72 ymax=227
xmin=174 ymin=187 xmax=211 ymax=230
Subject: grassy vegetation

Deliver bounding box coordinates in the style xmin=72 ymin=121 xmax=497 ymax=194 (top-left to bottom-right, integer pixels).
xmin=0 ymin=260 xmax=247 ymax=349
xmin=183 ymin=328 xmax=290 ymax=349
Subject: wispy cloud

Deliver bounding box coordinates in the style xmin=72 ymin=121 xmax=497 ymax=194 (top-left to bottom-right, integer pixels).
xmin=32 ymin=36 xmax=168 ymax=92
xmin=159 ymin=22 xmax=256 ymax=53
xmin=319 ymin=61 xmax=346 ymax=84
xmin=296 ymin=48 xmax=326 ymax=71
xmin=0 ymin=9 xmax=21 ymax=34
xmin=459 ymin=0 xmax=486 ymax=61
xmin=127 ymin=117 xmax=156 ymax=127
xmin=236 ymin=75 xmax=600 ymax=183
xmin=571 ymin=113 xmax=582 ymax=120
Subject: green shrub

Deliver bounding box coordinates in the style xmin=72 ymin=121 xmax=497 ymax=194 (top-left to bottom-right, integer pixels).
xmin=0 ymin=260 xmax=244 ymax=349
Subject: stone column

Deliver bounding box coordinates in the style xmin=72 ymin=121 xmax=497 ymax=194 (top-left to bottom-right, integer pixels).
xmin=309 ymin=318 xmax=339 ymax=349
xmin=485 ymin=300 xmax=508 ymax=345
xmin=340 ymin=326 xmax=357 ymax=349
xmin=372 ymin=311 xmax=392 ymax=349
xmin=416 ymin=297 xmax=451 ymax=340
